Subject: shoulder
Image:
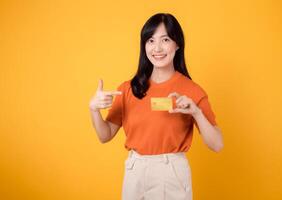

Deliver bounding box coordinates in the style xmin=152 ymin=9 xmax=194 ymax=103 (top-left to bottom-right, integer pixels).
xmin=117 ymin=79 xmax=131 ymax=89
xmin=116 ymin=79 xmax=132 ymax=96
xmin=177 ymin=72 xmax=208 ymax=102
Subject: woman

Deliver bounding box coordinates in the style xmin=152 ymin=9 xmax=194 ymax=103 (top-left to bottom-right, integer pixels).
xmin=89 ymin=13 xmax=223 ymax=200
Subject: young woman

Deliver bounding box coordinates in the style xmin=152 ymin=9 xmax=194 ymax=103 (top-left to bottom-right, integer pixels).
xmin=89 ymin=13 xmax=223 ymax=200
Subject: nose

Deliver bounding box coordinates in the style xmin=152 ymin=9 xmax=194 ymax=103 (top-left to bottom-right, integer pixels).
xmin=154 ymin=41 xmax=163 ymax=52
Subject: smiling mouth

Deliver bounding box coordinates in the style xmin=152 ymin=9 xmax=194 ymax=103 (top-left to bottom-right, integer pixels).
xmin=153 ymin=54 xmax=167 ymax=59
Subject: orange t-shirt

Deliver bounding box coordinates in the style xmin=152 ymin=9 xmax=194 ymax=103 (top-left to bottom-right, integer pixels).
xmin=105 ymin=71 xmax=217 ymax=155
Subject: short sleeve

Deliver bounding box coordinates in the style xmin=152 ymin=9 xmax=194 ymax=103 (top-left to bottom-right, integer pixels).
xmin=194 ymin=95 xmax=217 ymax=130
xmin=105 ymin=82 xmax=124 ymax=126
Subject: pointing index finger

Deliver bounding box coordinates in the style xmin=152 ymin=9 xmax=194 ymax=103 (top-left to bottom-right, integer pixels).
xmin=104 ymin=91 xmax=122 ymax=96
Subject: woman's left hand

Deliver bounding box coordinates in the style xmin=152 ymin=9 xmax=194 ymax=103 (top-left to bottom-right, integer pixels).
xmin=167 ymin=92 xmax=200 ymax=116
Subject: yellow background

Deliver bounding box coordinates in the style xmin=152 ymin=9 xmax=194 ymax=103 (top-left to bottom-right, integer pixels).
xmin=1 ymin=0 xmax=282 ymax=199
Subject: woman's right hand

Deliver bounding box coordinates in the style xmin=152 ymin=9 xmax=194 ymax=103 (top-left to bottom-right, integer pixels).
xmin=89 ymin=79 xmax=122 ymax=112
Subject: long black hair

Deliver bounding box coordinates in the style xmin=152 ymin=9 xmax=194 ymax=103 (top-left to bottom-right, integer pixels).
xmin=130 ymin=13 xmax=192 ymax=99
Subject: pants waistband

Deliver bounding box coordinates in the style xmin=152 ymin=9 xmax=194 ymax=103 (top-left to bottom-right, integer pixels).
xmin=128 ymin=149 xmax=187 ymax=164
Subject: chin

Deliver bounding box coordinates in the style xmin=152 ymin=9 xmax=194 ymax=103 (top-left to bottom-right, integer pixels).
xmin=152 ymin=62 xmax=171 ymax=68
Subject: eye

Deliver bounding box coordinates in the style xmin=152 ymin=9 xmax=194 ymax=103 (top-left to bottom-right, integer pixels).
xmin=147 ymin=39 xmax=154 ymax=43
xmin=163 ymin=38 xmax=170 ymax=42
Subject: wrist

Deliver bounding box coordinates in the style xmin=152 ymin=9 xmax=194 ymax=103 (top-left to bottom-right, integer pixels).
xmin=192 ymin=107 xmax=202 ymax=119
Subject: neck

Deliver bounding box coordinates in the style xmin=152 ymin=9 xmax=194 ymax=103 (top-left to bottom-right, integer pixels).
xmin=150 ymin=65 xmax=176 ymax=83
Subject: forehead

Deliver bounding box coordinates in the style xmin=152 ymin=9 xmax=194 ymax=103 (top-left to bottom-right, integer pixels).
xmin=151 ymin=23 xmax=168 ymax=37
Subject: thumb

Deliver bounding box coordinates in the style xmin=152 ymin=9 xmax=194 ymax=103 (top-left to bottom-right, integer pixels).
xmin=97 ymin=79 xmax=103 ymax=91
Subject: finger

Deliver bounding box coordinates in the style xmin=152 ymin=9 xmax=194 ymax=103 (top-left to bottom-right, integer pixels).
xmin=179 ymin=104 xmax=189 ymax=109
xmin=103 ymin=91 xmax=122 ymax=96
xmin=176 ymin=100 xmax=187 ymax=107
xmin=175 ymin=96 xmax=184 ymax=104
xmin=99 ymin=102 xmax=112 ymax=108
xmin=177 ymin=101 xmax=190 ymax=108
xmin=176 ymin=103 xmax=185 ymax=108
xmin=104 ymin=103 xmax=113 ymax=108
xmin=100 ymin=95 xmax=113 ymax=100
xmin=176 ymin=104 xmax=185 ymax=109
xmin=168 ymin=92 xmax=181 ymax=98
xmin=184 ymin=104 xmax=190 ymax=109
xmin=105 ymin=96 xmax=113 ymax=100
xmin=101 ymin=100 xmax=112 ymax=104
xmin=97 ymin=79 xmax=103 ymax=91
xmin=168 ymin=108 xmax=183 ymax=113
xmin=98 ymin=94 xmax=113 ymax=100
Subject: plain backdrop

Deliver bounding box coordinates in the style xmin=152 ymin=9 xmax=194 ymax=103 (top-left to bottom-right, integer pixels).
xmin=1 ymin=0 xmax=282 ymax=199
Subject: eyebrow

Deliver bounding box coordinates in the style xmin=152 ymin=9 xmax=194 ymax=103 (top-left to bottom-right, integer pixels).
xmin=151 ymin=35 xmax=169 ymax=38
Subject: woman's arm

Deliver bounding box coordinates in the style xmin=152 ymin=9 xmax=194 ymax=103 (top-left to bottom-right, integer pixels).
xmin=90 ymin=109 xmax=112 ymax=143
xmin=89 ymin=109 xmax=121 ymax=143
xmin=168 ymin=92 xmax=224 ymax=153
xmin=89 ymin=79 xmax=122 ymax=143
xmin=192 ymin=109 xmax=224 ymax=153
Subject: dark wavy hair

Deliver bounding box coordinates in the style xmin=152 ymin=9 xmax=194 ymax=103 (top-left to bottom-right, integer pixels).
xmin=130 ymin=13 xmax=192 ymax=99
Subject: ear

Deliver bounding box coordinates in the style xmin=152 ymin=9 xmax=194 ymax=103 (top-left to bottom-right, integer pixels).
xmin=176 ymin=46 xmax=180 ymax=51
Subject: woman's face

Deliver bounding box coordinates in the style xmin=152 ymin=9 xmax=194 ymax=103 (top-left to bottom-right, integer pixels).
xmin=145 ymin=22 xmax=179 ymax=69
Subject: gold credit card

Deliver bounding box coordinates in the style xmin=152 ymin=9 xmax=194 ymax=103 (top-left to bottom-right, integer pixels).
xmin=151 ymin=97 xmax=172 ymax=111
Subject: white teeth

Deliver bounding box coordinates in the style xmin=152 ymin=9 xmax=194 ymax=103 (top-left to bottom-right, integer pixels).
xmin=153 ymin=55 xmax=166 ymax=58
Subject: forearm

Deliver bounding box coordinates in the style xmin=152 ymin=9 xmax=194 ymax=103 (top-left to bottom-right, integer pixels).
xmin=89 ymin=109 xmax=111 ymax=143
xmin=192 ymin=109 xmax=224 ymax=152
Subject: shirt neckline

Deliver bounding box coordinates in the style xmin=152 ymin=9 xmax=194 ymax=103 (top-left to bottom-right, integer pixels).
xmin=149 ymin=70 xmax=182 ymax=87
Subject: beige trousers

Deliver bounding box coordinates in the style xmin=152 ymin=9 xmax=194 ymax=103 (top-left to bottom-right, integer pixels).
xmin=122 ymin=150 xmax=193 ymax=200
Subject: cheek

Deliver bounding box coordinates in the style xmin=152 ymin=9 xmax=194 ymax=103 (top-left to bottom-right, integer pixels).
xmin=166 ymin=48 xmax=176 ymax=58
xmin=145 ymin=44 xmax=151 ymax=51
xmin=145 ymin=46 xmax=153 ymax=57
xmin=166 ymin=45 xmax=177 ymax=53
